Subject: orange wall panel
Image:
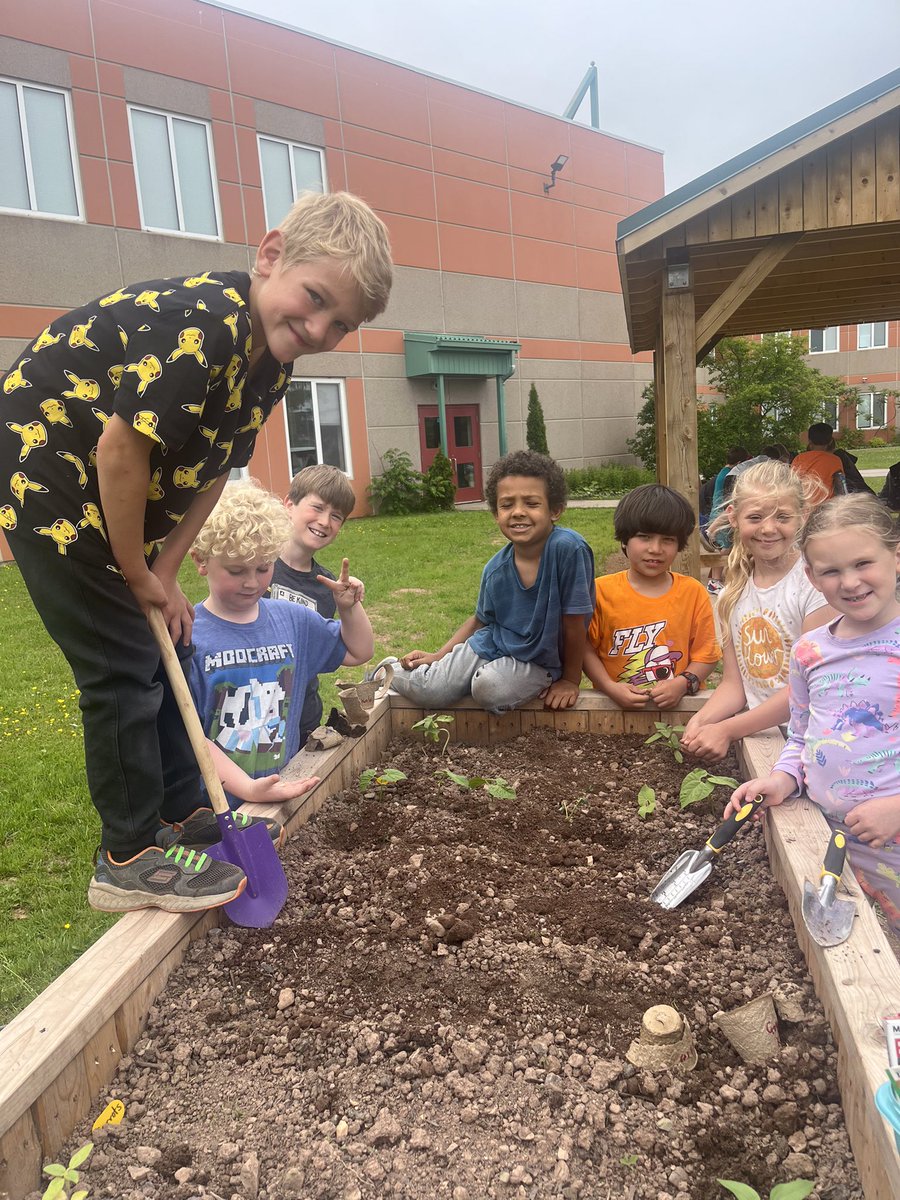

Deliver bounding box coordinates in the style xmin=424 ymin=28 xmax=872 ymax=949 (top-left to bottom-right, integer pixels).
xmin=97 ymin=60 xmax=125 ymax=97
xmin=341 ymin=125 xmax=432 ymax=172
xmin=92 ymin=0 xmax=229 ymax=88
xmin=439 ymin=224 xmax=513 ymax=278
xmin=577 ymin=248 xmax=622 ymax=293
xmin=336 ymin=54 xmax=429 ymax=144
xmin=505 ymin=108 xmax=571 ymax=176
xmin=428 ymin=98 xmax=506 ymax=163
xmin=100 ymin=95 xmax=132 ymax=163
xmin=0 ymin=306 xmax=68 ymax=340
xmin=435 ymin=176 xmax=510 ymax=235
xmin=72 ymin=88 xmax=105 ymax=158
xmin=212 ymin=120 xmax=239 ymax=184
xmin=432 ymin=147 xmax=508 ymax=190
xmin=626 ymin=144 xmax=665 ymax=203
xmin=1 ymin=0 xmax=93 ymax=55
xmin=80 ymin=156 xmax=114 ymax=226
xmin=244 ymin=187 xmax=266 ymax=245
xmin=360 ymin=329 xmax=404 ymax=354
xmin=208 ymin=88 xmax=233 ymax=121
xmin=574 ymin=205 xmax=620 ymax=250
xmin=324 ymin=149 xmax=348 ymax=193
xmin=345 ymin=156 xmax=436 ymax=222
xmin=222 ymin=12 xmax=336 ymax=67
xmin=69 ymin=54 xmax=99 ymax=91
xmin=514 ymin=237 xmax=577 ymax=287
xmin=380 ymin=213 xmax=440 ymax=270
xmin=108 ymin=159 xmax=141 ymax=228
xmin=218 ymin=181 xmax=246 ymax=244
xmin=235 ymin=126 xmax=262 ymax=188
xmin=568 ymin=126 xmax=628 ymax=194
xmin=228 ymin=45 xmax=339 ymax=116
xmin=510 ymin=189 xmax=575 ymax=244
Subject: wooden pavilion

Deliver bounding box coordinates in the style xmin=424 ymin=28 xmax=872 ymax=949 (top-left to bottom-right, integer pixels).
xmin=617 ymin=67 xmax=900 ymax=576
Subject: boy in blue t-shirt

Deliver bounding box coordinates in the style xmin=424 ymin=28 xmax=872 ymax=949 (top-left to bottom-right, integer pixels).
xmin=190 ymin=481 xmax=374 ymax=806
xmin=390 ymin=450 xmax=595 ymax=713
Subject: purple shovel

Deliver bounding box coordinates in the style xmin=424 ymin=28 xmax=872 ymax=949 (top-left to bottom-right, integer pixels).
xmin=149 ymin=608 xmax=289 ymax=928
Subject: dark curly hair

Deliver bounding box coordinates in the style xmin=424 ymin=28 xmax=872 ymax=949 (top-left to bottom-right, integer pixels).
xmin=484 ymin=450 xmax=568 ymax=515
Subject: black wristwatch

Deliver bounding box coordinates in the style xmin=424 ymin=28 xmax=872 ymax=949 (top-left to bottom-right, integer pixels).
xmin=682 ymin=671 xmax=701 ymax=696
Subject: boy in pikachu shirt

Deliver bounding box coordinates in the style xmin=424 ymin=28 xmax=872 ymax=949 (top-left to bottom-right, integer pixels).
xmin=584 ymin=484 xmax=720 ymax=710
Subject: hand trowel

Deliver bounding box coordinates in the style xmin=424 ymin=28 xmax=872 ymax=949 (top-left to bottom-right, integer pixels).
xmin=802 ymin=829 xmax=856 ymax=948
xmin=650 ymin=794 xmax=766 ymax=910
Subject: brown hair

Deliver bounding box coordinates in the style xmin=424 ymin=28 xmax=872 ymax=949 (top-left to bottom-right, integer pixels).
xmin=800 ymin=493 xmax=900 ymax=557
xmin=614 ymin=484 xmax=695 ymax=550
xmin=287 ymin=464 xmax=356 ymax=518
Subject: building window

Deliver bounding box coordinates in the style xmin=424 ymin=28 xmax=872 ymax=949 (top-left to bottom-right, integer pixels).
xmin=857 ymin=322 xmax=887 ymax=350
xmin=129 ymin=106 xmax=220 ymax=237
xmin=857 ymin=391 xmax=886 ymax=430
xmin=809 ymin=327 xmax=839 ymax=354
xmin=821 ymin=401 xmax=839 ymax=431
xmin=283 ymin=379 xmax=351 ymax=476
xmin=258 ymin=135 xmax=325 ymax=228
xmin=0 ymin=77 xmax=81 ymax=219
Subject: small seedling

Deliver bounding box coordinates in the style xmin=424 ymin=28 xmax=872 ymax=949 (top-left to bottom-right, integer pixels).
xmin=560 ymin=794 xmax=590 ymax=822
xmin=636 ymin=784 xmax=656 ymax=819
xmin=717 ymin=1180 xmax=813 ymax=1200
xmin=679 ymin=768 xmax=738 ymax=809
xmin=644 ymin=720 xmax=686 ymax=763
xmin=620 ymin=1152 xmax=639 ymax=1167
xmin=359 ymin=767 xmax=407 ymax=792
xmin=438 ymin=769 xmax=516 ymax=800
xmin=42 ymin=1143 xmax=93 ymax=1200
xmin=411 ymin=713 xmax=454 ymax=756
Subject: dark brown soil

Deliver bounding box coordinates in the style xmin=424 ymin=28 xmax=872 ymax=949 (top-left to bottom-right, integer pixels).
xmin=55 ymin=729 xmax=860 ymax=1200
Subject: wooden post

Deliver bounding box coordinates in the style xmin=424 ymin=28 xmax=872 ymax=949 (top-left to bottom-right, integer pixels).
xmin=660 ymin=282 xmax=699 ymax=578
xmin=653 ymin=327 xmax=667 ymax=485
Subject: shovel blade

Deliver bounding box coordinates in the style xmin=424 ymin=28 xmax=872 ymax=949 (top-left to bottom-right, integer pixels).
xmin=801 ymin=879 xmax=856 ymax=947
xmin=206 ymin=815 xmax=288 ymax=928
xmin=650 ymin=849 xmax=713 ymax=910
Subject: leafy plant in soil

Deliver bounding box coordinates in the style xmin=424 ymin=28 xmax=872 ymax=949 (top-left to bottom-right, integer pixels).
xmin=637 ymin=784 xmax=657 ymax=818
xmin=411 ymin=713 xmax=454 ymax=755
xmin=41 ymin=1143 xmax=93 ymax=1200
xmin=680 ymin=767 xmax=739 ymax=808
xmin=437 ymin=768 xmax=516 ymax=799
xmin=644 ymin=719 xmax=686 ymax=763
xmin=717 ymin=1179 xmax=813 ymax=1200
xmin=358 ymin=767 xmax=407 ymax=792
xmin=559 ymin=794 xmax=590 ymax=822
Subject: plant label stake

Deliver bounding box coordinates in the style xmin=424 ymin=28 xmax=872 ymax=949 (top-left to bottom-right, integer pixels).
xmin=650 ymin=794 xmax=765 ymax=910
xmin=801 ymin=829 xmax=856 ymax=948
xmin=149 ymin=608 xmax=288 ymax=928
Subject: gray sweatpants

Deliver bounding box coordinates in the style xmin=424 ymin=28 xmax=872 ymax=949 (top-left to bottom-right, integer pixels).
xmin=389 ymin=641 xmax=552 ymax=714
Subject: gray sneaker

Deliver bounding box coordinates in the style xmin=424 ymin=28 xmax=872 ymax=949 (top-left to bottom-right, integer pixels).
xmin=165 ymin=806 xmax=285 ymax=851
xmin=87 ymin=841 xmax=247 ymax=913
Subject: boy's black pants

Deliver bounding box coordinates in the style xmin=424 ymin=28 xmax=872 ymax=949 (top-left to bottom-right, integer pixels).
xmin=10 ymin=535 xmax=203 ymax=857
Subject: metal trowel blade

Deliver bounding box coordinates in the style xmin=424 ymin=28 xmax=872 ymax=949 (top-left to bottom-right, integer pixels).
xmin=801 ymin=879 xmax=856 ymax=948
xmin=650 ymin=849 xmax=713 ymax=910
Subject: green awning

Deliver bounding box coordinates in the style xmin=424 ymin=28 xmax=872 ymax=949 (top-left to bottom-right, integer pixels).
xmin=404 ymin=332 xmax=520 ymax=379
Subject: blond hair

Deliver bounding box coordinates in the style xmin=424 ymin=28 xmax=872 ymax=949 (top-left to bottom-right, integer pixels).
xmin=800 ymin=493 xmax=900 ymax=558
xmin=712 ymin=460 xmax=819 ymax=627
xmin=192 ymin=480 xmax=291 ymax=564
xmin=277 ymin=191 xmax=392 ymax=320
xmin=287 ymin=464 xmax=356 ymax=517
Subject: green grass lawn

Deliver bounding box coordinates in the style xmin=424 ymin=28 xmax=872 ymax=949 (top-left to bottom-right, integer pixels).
xmin=851 ymin=446 xmax=900 ymax=470
xmin=0 ymin=508 xmax=617 ymax=1022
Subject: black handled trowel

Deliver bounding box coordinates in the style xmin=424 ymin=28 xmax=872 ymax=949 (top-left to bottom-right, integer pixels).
xmin=650 ymin=794 xmax=766 ymax=909
xmin=801 ymin=829 xmax=856 ymax=948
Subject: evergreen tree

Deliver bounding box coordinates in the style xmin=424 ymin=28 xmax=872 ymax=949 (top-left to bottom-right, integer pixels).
xmin=526 ymin=383 xmax=549 ymax=454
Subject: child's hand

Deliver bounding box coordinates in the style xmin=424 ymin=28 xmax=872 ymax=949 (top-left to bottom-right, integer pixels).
xmin=321 ymin=559 xmax=364 ymax=613
xmin=248 ymin=773 xmax=321 ymax=805
xmin=400 ymin=650 xmax=441 ymax=669
xmin=542 ymin=678 xmax=580 ymax=710
xmin=680 ymin=721 xmax=732 ymax=762
xmin=648 ymin=676 xmax=689 ymax=709
xmin=724 ymin=773 xmax=794 ymax=819
xmin=845 ymin=795 xmax=900 ymax=849
xmin=605 ymin=680 xmax=650 ymax=709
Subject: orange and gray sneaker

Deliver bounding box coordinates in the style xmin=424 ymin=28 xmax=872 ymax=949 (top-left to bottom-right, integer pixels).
xmin=87 ymin=837 xmax=246 ymax=913
xmin=165 ymin=806 xmax=286 ymax=852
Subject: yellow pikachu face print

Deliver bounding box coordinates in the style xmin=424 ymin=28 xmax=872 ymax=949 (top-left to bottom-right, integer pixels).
xmin=10 ymin=472 xmax=48 ymax=504
xmin=199 ymin=425 xmax=218 ymax=445
xmin=56 ymin=451 xmax=88 ymax=488
xmin=223 ymin=311 xmax=240 ymax=343
xmin=34 ymin=518 xmax=78 ymax=554
xmin=39 ymin=399 xmax=72 ymax=427
xmin=133 ymin=411 xmax=161 ymax=441
xmin=222 ymin=287 xmax=245 ymax=306
xmin=125 ymin=356 xmax=162 ymax=397
xmin=68 ymin=316 xmax=99 ymax=352
xmin=62 ymin=371 xmax=100 ymax=402
xmin=166 ymin=327 xmax=207 ymax=367
xmin=78 ymin=503 xmax=106 ymax=538
xmin=147 ymin=468 xmax=165 ymax=501
xmin=99 ymin=288 xmax=136 ymax=307
xmin=271 ymin=368 xmax=288 ymax=394
xmin=224 ymin=354 xmax=243 ymax=389
xmin=237 ymin=406 xmax=263 ymax=434
xmin=173 ymin=460 xmax=206 ymax=489
xmin=3 ymin=361 xmax=31 ymax=394
xmin=224 ymin=383 xmax=243 ymax=412
xmin=0 ymin=504 xmax=17 ymax=530
xmin=134 ymin=289 xmax=174 ymax=312
xmin=6 ymin=421 xmax=47 ymax=462
xmin=183 ymin=272 xmax=223 ymax=288
xmin=108 ymin=364 xmax=124 ymax=389
xmin=32 ymin=327 xmax=63 ymax=353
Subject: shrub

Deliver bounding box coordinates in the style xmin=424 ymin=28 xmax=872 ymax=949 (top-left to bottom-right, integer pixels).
xmin=834 ymin=427 xmax=867 ymax=450
xmin=421 ymin=449 xmax=457 ymax=511
xmin=867 ymin=435 xmax=887 ymax=449
xmin=368 ymin=449 xmax=425 ymax=515
xmin=526 ymin=384 xmax=550 ymax=454
xmin=564 ymin=463 xmax=654 ymax=499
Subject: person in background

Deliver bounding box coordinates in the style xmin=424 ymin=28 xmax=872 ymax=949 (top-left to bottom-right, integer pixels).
xmin=790 ymin=423 xmax=848 ymax=502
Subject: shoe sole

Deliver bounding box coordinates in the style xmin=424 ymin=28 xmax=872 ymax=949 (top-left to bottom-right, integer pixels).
xmin=87 ymin=874 xmax=248 ymax=914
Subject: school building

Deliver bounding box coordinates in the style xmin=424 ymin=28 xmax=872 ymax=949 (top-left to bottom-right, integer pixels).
xmin=793 ymin=321 xmax=899 ymax=436
xmin=0 ymin=0 xmax=667 ymax=566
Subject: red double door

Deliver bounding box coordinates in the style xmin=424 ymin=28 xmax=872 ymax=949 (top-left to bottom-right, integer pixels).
xmin=417 ymin=404 xmax=482 ymax=502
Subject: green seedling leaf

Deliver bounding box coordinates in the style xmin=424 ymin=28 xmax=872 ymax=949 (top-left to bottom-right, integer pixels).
xmin=717 ymin=1183 xmax=761 ymax=1200
xmin=359 ymin=768 xmax=377 ymax=790
xmin=620 ymin=1152 xmax=639 ymax=1166
xmin=706 ymin=774 xmax=738 ymax=788
xmin=440 ymin=769 xmax=472 ymax=788
xmin=637 ymin=785 xmax=656 ymax=819
xmin=770 ymin=1184 xmax=814 ymax=1200
xmin=41 ymin=1180 xmax=66 ymax=1200
xmin=43 ymin=1167 xmax=67 ymax=1179
xmin=679 ymin=768 xmax=715 ymax=808
xmin=674 ymin=749 xmax=684 ymax=763
xmin=359 ymin=767 xmax=407 ymax=790
xmin=72 ymin=1192 xmax=90 ymax=1200
xmin=644 ymin=732 xmax=663 ymax=744
xmin=485 ymin=779 xmax=516 ymax=799
xmin=69 ymin=1145 xmax=93 ymax=1170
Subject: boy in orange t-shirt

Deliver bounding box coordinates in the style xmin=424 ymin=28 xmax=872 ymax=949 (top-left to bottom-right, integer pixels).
xmin=584 ymin=485 xmax=720 ymax=710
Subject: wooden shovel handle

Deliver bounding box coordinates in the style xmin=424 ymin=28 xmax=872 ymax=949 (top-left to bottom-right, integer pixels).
xmin=147 ymin=606 xmax=230 ymax=817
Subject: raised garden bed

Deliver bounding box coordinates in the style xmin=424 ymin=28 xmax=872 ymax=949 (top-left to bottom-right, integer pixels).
xmin=1 ymin=695 xmax=899 ymax=1200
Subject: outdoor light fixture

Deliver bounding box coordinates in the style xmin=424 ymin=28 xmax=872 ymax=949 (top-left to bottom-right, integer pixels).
xmin=543 ymin=154 xmax=569 ymax=194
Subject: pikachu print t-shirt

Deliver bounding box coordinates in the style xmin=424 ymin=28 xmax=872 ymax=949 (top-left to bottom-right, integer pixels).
xmin=0 ymin=272 xmax=291 ymax=567
xmin=728 ymin=557 xmax=826 ymax=708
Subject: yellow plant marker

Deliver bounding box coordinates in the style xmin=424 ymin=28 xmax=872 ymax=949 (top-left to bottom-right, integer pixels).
xmin=92 ymin=1099 xmax=125 ymax=1130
